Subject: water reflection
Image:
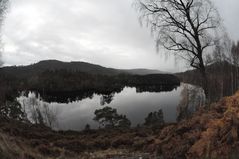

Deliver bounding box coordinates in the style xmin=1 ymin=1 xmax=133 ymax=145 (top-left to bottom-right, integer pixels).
xmin=17 ymin=84 xmax=205 ymax=131
xmin=19 ymin=92 xmax=59 ymax=129
xmin=35 ymin=87 xmax=124 ymax=104
xmin=177 ymin=84 xmax=205 ymax=121
xmin=31 ymin=85 xmax=178 ymax=104
xmin=100 ymin=93 xmax=115 ymax=106
xmin=135 ymin=85 xmax=178 ymax=93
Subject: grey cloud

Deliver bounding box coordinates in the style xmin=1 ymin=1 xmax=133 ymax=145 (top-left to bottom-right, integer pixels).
xmin=1 ymin=0 xmax=239 ymax=72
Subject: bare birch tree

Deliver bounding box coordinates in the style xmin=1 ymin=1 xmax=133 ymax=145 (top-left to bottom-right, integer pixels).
xmin=135 ymin=0 xmax=223 ymax=96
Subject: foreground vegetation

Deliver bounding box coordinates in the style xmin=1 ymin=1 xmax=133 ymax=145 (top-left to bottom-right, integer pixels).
xmin=0 ymin=91 xmax=239 ymax=158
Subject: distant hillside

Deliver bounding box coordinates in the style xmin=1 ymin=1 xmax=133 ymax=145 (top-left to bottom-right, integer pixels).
xmin=0 ymin=60 xmax=120 ymax=78
xmin=0 ymin=60 xmax=166 ymax=77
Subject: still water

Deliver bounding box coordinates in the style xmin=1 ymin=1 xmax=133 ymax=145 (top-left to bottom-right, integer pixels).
xmin=18 ymin=83 xmax=205 ymax=131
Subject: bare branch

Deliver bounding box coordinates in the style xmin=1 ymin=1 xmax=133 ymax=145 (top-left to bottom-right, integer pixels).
xmin=135 ymin=0 xmax=222 ymax=73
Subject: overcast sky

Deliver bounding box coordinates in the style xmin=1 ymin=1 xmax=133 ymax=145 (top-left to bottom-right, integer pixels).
xmin=1 ymin=0 xmax=239 ymax=72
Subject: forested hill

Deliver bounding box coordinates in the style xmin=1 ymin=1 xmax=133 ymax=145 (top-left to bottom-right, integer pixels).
xmin=0 ymin=60 xmax=179 ymax=99
xmin=0 ymin=60 xmax=165 ymax=77
xmin=0 ymin=60 xmax=120 ymax=77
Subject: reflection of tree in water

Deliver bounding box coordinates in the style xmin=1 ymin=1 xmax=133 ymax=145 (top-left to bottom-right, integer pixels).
xmin=40 ymin=91 xmax=95 ymax=103
xmin=177 ymin=84 xmax=205 ymax=121
xmin=33 ymin=84 xmax=179 ymax=104
xmin=135 ymin=85 xmax=178 ymax=93
xmin=19 ymin=92 xmax=59 ymax=129
xmin=100 ymin=93 xmax=115 ymax=106
xmin=38 ymin=87 xmax=124 ymax=104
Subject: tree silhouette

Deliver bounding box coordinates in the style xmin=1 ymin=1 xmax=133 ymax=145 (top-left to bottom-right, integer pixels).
xmin=0 ymin=99 xmax=25 ymax=120
xmin=135 ymin=0 xmax=223 ymax=96
xmin=93 ymin=106 xmax=131 ymax=128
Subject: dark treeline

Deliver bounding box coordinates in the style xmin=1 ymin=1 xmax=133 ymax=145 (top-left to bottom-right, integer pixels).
xmin=0 ymin=67 xmax=180 ymax=103
xmin=20 ymin=70 xmax=180 ymax=92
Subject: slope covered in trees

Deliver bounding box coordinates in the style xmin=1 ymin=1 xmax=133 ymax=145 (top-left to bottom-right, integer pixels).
xmin=0 ymin=60 xmax=165 ymax=77
xmin=0 ymin=60 xmax=180 ymax=103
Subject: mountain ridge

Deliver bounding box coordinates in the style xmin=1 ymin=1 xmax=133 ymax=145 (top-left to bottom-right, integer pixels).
xmin=0 ymin=60 xmax=167 ymax=76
